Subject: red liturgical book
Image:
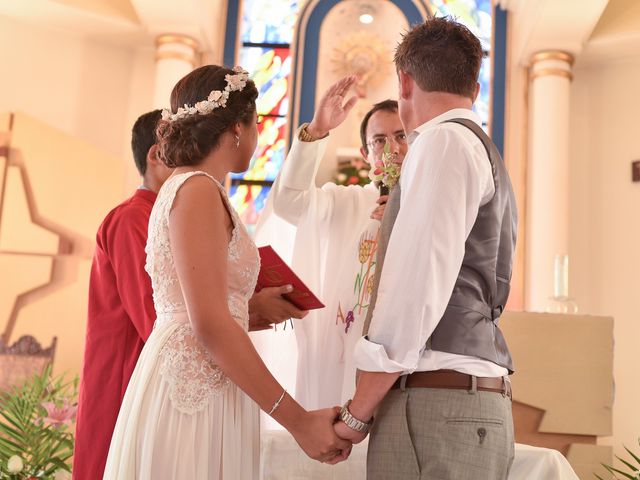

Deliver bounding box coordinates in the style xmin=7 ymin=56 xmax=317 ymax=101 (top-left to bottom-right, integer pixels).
xmin=256 ymin=246 xmax=325 ymax=311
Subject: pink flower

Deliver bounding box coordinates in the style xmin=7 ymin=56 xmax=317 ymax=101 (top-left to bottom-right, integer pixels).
xmin=373 ymin=168 xmax=383 ymax=175
xmin=41 ymin=401 xmax=77 ymax=427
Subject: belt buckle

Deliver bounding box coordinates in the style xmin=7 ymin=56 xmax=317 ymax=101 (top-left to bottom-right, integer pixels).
xmin=503 ymin=376 xmax=512 ymax=400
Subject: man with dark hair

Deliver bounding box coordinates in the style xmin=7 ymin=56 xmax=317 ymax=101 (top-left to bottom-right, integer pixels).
xmin=73 ymin=109 xmax=172 ymax=480
xmin=334 ymin=17 xmax=517 ymax=479
xmin=255 ymin=76 xmax=408 ymax=410
xmin=74 ymin=110 xmax=304 ymax=479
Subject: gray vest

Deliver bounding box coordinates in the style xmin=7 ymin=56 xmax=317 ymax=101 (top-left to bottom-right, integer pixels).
xmin=362 ymin=117 xmax=516 ymax=374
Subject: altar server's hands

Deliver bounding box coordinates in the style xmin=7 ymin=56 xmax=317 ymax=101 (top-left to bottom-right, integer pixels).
xmin=248 ymin=285 xmax=308 ymax=331
xmin=370 ymin=195 xmax=389 ymax=221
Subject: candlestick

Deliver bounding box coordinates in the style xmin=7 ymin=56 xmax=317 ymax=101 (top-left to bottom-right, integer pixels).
xmin=553 ymin=254 xmax=569 ymax=299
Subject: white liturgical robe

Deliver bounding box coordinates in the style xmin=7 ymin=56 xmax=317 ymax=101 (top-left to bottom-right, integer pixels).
xmin=254 ymin=129 xmax=379 ymax=410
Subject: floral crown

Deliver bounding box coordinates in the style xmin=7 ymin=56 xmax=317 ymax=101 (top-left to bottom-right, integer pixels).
xmin=161 ymin=66 xmax=250 ymax=122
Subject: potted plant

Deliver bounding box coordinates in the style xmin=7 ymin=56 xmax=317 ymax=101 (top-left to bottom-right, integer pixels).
xmin=0 ymin=366 xmax=77 ymax=480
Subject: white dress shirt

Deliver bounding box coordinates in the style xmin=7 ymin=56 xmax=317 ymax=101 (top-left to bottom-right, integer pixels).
xmin=353 ymin=108 xmax=509 ymax=378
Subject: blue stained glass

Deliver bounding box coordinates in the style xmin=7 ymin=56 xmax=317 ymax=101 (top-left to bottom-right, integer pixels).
xmin=430 ymin=0 xmax=493 ymax=51
xmin=241 ymin=0 xmax=304 ymax=44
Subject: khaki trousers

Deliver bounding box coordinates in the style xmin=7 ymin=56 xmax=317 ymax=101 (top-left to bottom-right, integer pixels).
xmin=366 ymin=385 xmax=515 ymax=480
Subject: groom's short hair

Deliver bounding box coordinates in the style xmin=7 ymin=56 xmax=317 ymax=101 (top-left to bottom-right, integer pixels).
xmin=394 ymin=16 xmax=482 ymax=100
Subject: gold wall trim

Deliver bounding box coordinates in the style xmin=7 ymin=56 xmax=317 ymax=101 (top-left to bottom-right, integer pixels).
xmin=530 ymin=50 xmax=574 ymax=66
xmin=155 ymin=51 xmax=197 ymax=66
xmin=155 ymin=34 xmax=199 ymax=51
xmin=530 ymin=68 xmax=573 ymax=81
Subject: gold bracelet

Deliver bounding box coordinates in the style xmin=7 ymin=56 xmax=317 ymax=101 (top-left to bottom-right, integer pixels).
xmin=298 ymin=123 xmax=328 ymax=142
xmin=268 ymin=389 xmax=287 ymax=416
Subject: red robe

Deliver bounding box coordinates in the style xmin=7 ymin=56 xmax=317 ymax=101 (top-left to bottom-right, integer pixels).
xmin=73 ymin=189 xmax=157 ymax=480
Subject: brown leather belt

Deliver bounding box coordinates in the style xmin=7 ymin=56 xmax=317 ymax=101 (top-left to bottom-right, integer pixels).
xmin=391 ymin=369 xmax=512 ymax=399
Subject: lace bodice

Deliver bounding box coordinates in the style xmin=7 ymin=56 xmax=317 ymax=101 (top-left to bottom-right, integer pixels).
xmin=145 ymin=171 xmax=260 ymax=413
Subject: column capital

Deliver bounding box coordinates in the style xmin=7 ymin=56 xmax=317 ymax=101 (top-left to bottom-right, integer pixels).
xmin=155 ymin=33 xmax=200 ymax=51
xmin=530 ymin=50 xmax=575 ymax=66
xmin=530 ymin=50 xmax=574 ymax=82
xmin=154 ymin=33 xmax=200 ymax=68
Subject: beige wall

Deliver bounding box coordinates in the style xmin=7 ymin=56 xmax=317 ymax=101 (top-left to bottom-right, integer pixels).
xmin=569 ymin=57 xmax=640 ymax=455
xmin=0 ymin=15 xmax=157 ymax=376
xmin=0 ymin=15 xmax=154 ymax=196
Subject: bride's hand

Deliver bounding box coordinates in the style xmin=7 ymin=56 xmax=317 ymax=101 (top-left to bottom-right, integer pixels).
xmin=307 ymin=76 xmax=359 ymax=139
xmin=289 ymin=407 xmax=353 ymax=464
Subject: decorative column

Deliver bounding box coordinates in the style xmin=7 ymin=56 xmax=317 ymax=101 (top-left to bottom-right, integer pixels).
xmin=525 ymin=50 xmax=574 ymax=311
xmin=153 ymin=34 xmax=199 ymax=108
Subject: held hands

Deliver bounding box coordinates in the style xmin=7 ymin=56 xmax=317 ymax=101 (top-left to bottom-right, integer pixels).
xmin=370 ymin=195 xmax=389 ymax=221
xmin=291 ymin=407 xmax=353 ymax=464
xmin=248 ymin=285 xmax=309 ymax=331
xmin=306 ymin=76 xmax=359 ymax=139
xmin=333 ymin=419 xmax=368 ymax=444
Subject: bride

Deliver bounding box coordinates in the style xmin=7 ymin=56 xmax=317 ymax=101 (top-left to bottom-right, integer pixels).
xmin=103 ymin=64 xmax=351 ymax=479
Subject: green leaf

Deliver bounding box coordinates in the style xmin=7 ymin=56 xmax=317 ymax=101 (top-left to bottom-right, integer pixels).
xmin=624 ymin=446 xmax=640 ymax=466
xmin=615 ymin=455 xmax=639 ymax=472
xmin=0 ymin=366 xmax=78 ymax=475
xmin=603 ymin=464 xmax=636 ymax=479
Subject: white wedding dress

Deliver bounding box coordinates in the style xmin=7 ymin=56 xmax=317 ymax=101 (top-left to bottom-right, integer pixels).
xmin=104 ymin=171 xmax=260 ymax=479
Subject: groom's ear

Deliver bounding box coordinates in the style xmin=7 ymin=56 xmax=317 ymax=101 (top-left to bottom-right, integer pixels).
xmin=398 ymin=69 xmax=413 ymax=100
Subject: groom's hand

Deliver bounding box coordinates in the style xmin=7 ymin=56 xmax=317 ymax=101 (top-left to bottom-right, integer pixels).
xmin=334 ymin=420 xmax=368 ymax=444
xmin=306 ymin=76 xmax=359 ymax=139
xmin=248 ymin=285 xmax=308 ymax=331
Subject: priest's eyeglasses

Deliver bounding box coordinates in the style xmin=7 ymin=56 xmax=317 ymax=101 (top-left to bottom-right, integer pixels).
xmin=366 ymin=133 xmax=407 ymax=153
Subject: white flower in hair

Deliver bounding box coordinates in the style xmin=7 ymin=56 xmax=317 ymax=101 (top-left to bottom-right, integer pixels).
xmin=225 ymin=73 xmax=247 ymax=91
xmin=161 ymin=65 xmax=250 ymax=122
xmin=195 ymin=100 xmax=212 ymax=114
xmin=208 ymin=90 xmax=223 ymax=103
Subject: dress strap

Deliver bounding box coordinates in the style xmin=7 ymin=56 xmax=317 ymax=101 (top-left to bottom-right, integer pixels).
xmin=160 ymin=171 xmax=238 ymax=231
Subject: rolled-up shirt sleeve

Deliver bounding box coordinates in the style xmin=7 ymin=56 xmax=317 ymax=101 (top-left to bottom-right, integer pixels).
xmin=353 ymin=126 xmax=491 ymax=374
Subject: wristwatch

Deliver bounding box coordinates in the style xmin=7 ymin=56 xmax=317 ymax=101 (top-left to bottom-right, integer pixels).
xmin=340 ymin=400 xmax=373 ymax=433
xmin=298 ymin=123 xmax=328 ymax=142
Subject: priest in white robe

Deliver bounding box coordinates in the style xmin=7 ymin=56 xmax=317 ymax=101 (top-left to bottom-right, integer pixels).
xmin=255 ymin=76 xmax=408 ymax=409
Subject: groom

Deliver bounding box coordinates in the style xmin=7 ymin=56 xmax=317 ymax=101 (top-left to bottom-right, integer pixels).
xmin=334 ymin=17 xmax=517 ymax=479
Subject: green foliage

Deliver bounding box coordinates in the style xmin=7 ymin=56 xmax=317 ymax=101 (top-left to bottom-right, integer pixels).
xmin=595 ymin=439 xmax=640 ymax=480
xmin=0 ymin=366 xmax=78 ymax=479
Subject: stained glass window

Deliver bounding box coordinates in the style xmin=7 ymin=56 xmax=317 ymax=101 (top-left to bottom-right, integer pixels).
xmin=241 ymin=0 xmax=303 ymax=44
xmin=430 ymin=0 xmax=493 ymax=128
xmin=230 ymin=0 xmax=497 ymax=229
xmin=230 ymin=1 xmax=306 ymax=231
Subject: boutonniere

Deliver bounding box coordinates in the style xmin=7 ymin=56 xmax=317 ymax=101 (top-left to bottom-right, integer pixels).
xmin=371 ymin=143 xmax=400 ymax=190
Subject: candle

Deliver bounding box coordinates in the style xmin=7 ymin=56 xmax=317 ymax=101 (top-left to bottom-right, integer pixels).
xmin=553 ymin=254 xmax=569 ymax=299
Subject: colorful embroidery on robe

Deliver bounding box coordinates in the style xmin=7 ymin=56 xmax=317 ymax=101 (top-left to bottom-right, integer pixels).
xmin=336 ymin=228 xmax=379 ymax=334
